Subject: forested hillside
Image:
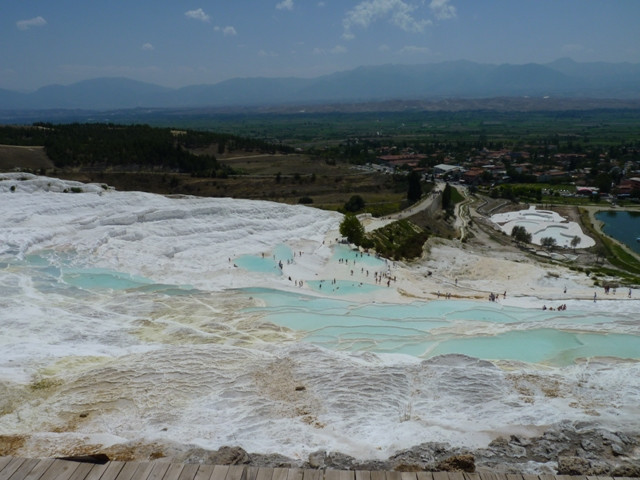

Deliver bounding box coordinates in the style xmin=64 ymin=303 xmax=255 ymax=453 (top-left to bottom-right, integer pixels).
xmin=0 ymin=123 xmax=291 ymax=177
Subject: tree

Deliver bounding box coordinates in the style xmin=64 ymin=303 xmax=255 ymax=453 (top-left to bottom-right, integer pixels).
xmin=570 ymin=235 xmax=581 ymax=251
xmin=541 ymin=236 xmax=557 ymax=250
xmin=511 ymin=225 xmax=531 ymax=244
xmin=441 ymin=182 xmax=452 ymax=210
xmin=407 ymin=170 xmax=422 ymax=202
xmin=344 ymin=195 xmax=366 ymax=213
xmin=339 ymin=214 xmax=365 ymax=246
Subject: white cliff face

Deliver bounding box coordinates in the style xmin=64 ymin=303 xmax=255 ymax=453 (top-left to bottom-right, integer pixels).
xmin=0 ymin=173 xmax=639 ymax=464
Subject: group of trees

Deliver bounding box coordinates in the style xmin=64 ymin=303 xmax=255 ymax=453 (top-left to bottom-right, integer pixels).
xmin=339 ymin=214 xmax=366 ymax=246
xmin=1 ymin=123 xmax=292 ymax=178
xmin=490 ymin=184 xmax=543 ymax=202
xmin=511 ymin=226 xmax=582 ymax=251
xmin=39 ymin=123 xmax=232 ymax=177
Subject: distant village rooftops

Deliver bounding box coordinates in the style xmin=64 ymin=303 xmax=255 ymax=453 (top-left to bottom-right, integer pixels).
xmin=434 ymin=164 xmax=461 ymax=175
xmin=377 ymin=153 xmax=427 ymax=167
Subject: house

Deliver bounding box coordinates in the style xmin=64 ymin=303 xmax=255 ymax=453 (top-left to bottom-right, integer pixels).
xmin=433 ymin=164 xmax=461 ymax=176
xmin=462 ymin=168 xmax=486 ymax=185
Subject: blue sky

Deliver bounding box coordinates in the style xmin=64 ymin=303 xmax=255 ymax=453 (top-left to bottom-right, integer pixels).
xmin=3 ymin=0 xmax=640 ymax=91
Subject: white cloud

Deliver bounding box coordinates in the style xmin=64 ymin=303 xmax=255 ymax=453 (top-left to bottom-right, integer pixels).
xmin=142 ymin=43 xmax=154 ymax=51
xmin=276 ymin=0 xmax=294 ymax=10
xmin=562 ymin=43 xmax=584 ymax=53
xmin=215 ymin=26 xmax=237 ymax=36
xmin=313 ymin=45 xmax=348 ymax=55
xmin=318 ymin=1 xmax=326 ymax=6
xmin=185 ymin=8 xmax=210 ymax=22
xmin=398 ymin=45 xmax=431 ymax=55
xmin=16 ymin=16 xmax=47 ymax=31
xmin=429 ymin=0 xmax=456 ymax=20
xmin=342 ymin=0 xmax=431 ymax=39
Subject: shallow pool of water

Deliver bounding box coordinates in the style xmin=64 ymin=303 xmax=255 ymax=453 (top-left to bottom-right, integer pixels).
xmin=234 ymin=255 xmax=283 ymax=275
xmin=307 ymin=279 xmax=382 ymax=295
xmin=331 ymin=244 xmax=388 ymax=268
xmin=242 ymin=288 xmax=640 ymax=366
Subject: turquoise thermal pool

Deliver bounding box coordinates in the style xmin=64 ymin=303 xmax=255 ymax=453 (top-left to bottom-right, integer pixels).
xmin=243 ymin=288 xmax=640 ymax=366
xmin=15 ymin=247 xmax=640 ymax=367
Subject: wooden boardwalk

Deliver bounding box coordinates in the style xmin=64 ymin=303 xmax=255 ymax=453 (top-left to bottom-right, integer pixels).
xmin=1 ymin=457 xmax=638 ymax=480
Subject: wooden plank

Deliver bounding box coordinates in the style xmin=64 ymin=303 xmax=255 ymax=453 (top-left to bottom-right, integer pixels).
xmin=432 ymin=472 xmax=450 ymax=480
xmin=447 ymin=473 xmax=465 ymax=480
xmin=66 ymin=462 xmax=95 ymax=480
xmin=0 ymin=458 xmax=15 ymax=473
xmin=556 ymin=476 xmax=583 ymax=480
xmin=482 ymin=474 xmax=508 ymax=480
xmin=521 ymin=475 xmax=540 ymax=480
xmin=126 ymin=462 xmax=156 ymax=480
xmin=369 ymin=471 xmax=386 ymax=480
xmin=97 ymin=461 xmax=126 ymax=480
xmin=254 ymin=468 xmax=274 ymax=480
xmin=78 ymin=461 xmax=110 ymax=480
xmin=177 ymin=464 xmax=201 ymax=480
xmin=0 ymin=457 xmax=27 ymax=480
xmin=4 ymin=458 xmax=40 ymax=480
xmin=285 ymin=468 xmax=302 ymax=480
xmin=271 ymin=468 xmax=289 ymax=480
xmin=325 ymin=470 xmax=353 ymax=480
xmin=210 ymin=465 xmax=230 ymax=480
xmin=244 ymin=467 xmax=261 ymax=480
xmin=416 ymin=473 xmax=434 ymax=480
xmin=145 ymin=462 xmax=172 ymax=480
xmin=226 ymin=466 xmax=246 ymax=480
xmin=387 ymin=472 xmax=403 ymax=480
xmin=461 ymin=474 xmax=478 ymax=480
xmin=399 ymin=472 xmax=417 ymax=480
xmin=110 ymin=461 xmax=141 ymax=480
xmin=162 ymin=464 xmax=186 ymax=480
xmin=300 ymin=469 xmax=322 ymax=480
xmin=20 ymin=458 xmax=56 ymax=480
xmin=325 ymin=470 xmax=341 ymax=480
xmin=36 ymin=460 xmax=81 ymax=480
xmin=193 ymin=465 xmax=217 ymax=480
xmin=340 ymin=472 xmax=354 ymax=480
xmin=355 ymin=471 xmax=371 ymax=480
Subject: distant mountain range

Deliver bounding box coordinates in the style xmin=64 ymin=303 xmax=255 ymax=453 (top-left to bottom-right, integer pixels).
xmin=2 ymin=58 xmax=640 ymax=111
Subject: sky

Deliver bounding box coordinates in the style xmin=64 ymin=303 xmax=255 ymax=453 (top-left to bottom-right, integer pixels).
xmin=2 ymin=0 xmax=640 ymax=91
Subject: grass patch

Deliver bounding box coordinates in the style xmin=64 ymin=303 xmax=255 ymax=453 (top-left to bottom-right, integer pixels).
xmin=450 ymin=185 xmax=465 ymax=205
xmin=367 ymin=219 xmax=429 ymax=261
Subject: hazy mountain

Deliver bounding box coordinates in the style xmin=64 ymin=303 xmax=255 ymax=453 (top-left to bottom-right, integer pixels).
xmin=2 ymin=60 xmax=640 ymax=111
xmin=5 ymin=78 xmax=173 ymax=110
